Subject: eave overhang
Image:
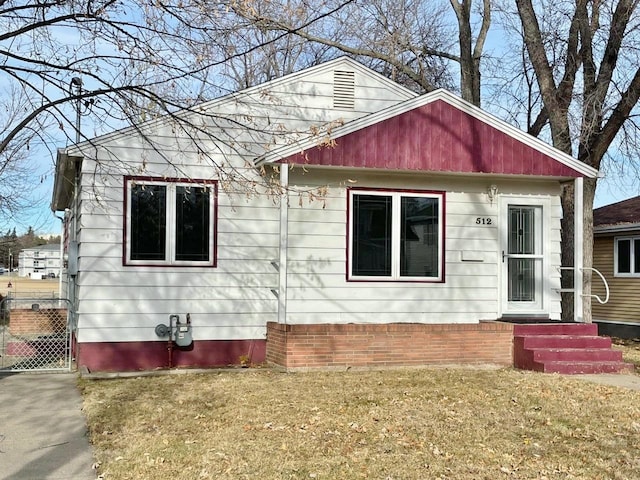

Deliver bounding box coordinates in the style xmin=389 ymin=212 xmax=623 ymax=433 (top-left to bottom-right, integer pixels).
xmin=594 ymin=222 xmax=640 ymax=235
xmin=51 ymin=149 xmax=81 ymax=211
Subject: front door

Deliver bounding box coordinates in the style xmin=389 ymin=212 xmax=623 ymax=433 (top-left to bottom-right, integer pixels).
xmin=501 ymin=200 xmax=545 ymax=314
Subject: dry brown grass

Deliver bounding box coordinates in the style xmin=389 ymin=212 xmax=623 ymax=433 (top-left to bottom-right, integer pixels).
xmin=613 ymin=338 xmax=640 ymax=369
xmin=80 ymin=367 xmax=640 ymax=480
xmin=0 ymin=275 xmax=59 ymax=297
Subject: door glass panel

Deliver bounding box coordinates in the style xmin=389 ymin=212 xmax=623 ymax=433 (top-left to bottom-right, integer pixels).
xmin=508 ymin=206 xmax=538 ymax=302
xmin=508 ymin=258 xmax=535 ymax=301
xmin=508 ymin=207 xmax=534 ymax=254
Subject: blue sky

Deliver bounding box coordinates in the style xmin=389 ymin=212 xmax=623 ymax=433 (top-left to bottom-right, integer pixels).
xmin=25 ymin=114 xmax=639 ymax=238
xmin=9 ymin=16 xmax=639 ymax=236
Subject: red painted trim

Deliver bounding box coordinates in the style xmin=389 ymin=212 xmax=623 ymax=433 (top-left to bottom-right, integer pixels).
xmin=279 ymin=100 xmax=583 ymax=178
xmin=77 ymin=339 xmax=266 ymax=372
xmin=346 ymin=187 xmax=446 ymax=283
xmin=122 ymin=176 xmax=218 ymax=268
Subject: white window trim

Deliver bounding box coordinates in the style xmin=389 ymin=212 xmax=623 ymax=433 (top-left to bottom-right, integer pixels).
xmin=125 ymin=177 xmax=216 ymax=267
xmin=614 ymin=236 xmax=640 ymax=277
xmin=347 ymin=188 xmax=444 ymax=282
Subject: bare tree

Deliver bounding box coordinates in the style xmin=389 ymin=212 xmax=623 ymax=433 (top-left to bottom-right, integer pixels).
xmin=512 ymin=0 xmax=640 ymax=321
xmin=0 ymin=88 xmax=47 ymax=227
xmin=230 ymin=0 xmax=461 ymax=94
xmin=0 ymin=0 xmax=360 ymax=224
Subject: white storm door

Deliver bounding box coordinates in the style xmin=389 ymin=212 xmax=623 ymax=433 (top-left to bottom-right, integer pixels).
xmin=502 ymin=203 xmax=544 ymax=314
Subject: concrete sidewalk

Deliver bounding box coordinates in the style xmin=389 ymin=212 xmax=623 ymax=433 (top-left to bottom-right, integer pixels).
xmin=574 ymin=372 xmax=640 ymax=390
xmin=0 ymin=373 xmax=96 ymax=480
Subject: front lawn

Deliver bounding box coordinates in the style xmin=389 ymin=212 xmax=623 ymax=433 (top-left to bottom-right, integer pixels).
xmin=612 ymin=337 xmax=640 ymax=369
xmin=80 ymin=367 xmax=640 ymax=479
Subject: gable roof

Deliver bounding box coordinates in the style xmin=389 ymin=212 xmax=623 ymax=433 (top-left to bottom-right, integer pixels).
xmin=257 ymin=89 xmax=598 ymax=179
xmin=53 ymin=57 xmax=417 ymax=211
xmin=63 ymin=56 xmax=416 ymax=153
xmin=594 ymin=196 xmax=640 ymax=232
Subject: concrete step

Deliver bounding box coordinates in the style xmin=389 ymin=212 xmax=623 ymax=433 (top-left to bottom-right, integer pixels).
xmin=515 ymin=334 xmax=612 ymax=350
xmin=512 ymin=323 xmax=632 ymax=375
xmin=535 ymin=360 xmax=635 ymax=375
xmin=531 ymin=347 xmax=623 ymax=362
xmin=512 ymin=323 xmax=598 ymax=336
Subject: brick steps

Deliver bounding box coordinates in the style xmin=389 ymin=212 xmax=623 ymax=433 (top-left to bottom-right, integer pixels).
xmin=513 ymin=323 xmax=633 ymax=375
xmin=535 ymin=361 xmax=634 ymax=375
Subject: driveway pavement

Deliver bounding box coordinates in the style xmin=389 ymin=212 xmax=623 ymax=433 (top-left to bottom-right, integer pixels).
xmin=0 ymin=373 xmax=96 ymax=480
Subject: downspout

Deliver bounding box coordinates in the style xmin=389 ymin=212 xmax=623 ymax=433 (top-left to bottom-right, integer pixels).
xmin=574 ymin=177 xmax=584 ymax=323
xmin=54 ymin=213 xmax=64 ymax=300
xmin=67 ymin=157 xmax=82 ymax=345
xmin=278 ymin=164 xmax=289 ymax=324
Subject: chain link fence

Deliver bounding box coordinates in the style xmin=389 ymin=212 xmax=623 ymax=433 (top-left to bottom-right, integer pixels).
xmin=0 ymin=294 xmax=72 ymax=372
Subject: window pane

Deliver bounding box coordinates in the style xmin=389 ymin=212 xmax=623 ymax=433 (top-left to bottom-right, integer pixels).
xmin=175 ymin=186 xmax=210 ymax=262
xmin=131 ymin=184 xmax=166 ymax=260
xmin=352 ymin=195 xmax=392 ymax=276
xmin=618 ymin=239 xmax=631 ymax=273
xmin=509 ymin=207 xmax=535 ymax=255
xmin=635 ymin=239 xmax=640 ymax=274
xmin=400 ymin=196 xmax=439 ymax=277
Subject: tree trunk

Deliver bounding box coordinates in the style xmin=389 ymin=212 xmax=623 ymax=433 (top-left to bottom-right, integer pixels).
xmin=561 ymin=177 xmax=596 ymax=323
xmin=560 ymin=182 xmax=574 ymax=322
xmin=582 ymin=176 xmax=596 ymax=323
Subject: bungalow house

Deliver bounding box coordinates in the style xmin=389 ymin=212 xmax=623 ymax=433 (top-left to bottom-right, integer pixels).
xmin=593 ymin=196 xmax=640 ymax=338
xmin=51 ymin=57 xmax=598 ymax=372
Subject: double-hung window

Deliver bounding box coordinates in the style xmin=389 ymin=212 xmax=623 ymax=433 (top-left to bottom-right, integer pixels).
xmin=615 ymin=236 xmax=640 ymax=277
xmin=348 ymin=188 xmax=444 ymax=281
xmin=124 ymin=176 xmax=217 ymax=266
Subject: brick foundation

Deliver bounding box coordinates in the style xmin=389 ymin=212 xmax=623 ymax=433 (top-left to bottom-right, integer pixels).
xmin=266 ymin=322 xmax=514 ymax=370
xmin=8 ymin=308 xmax=68 ymax=335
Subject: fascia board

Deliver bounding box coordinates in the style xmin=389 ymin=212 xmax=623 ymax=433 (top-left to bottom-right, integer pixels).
xmin=594 ymin=223 xmax=640 ymax=234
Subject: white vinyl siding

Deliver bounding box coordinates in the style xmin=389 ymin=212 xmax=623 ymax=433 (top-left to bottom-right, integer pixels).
xmin=70 ymin=58 xmax=413 ymax=344
xmin=283 ymin=170 xmax=562 ymax=324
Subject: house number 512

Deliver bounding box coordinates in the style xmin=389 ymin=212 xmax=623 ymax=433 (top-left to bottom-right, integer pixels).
xmin=475 ymin=217 xmax=492 ymax=225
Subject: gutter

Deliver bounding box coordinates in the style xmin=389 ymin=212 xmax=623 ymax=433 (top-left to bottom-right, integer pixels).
xmin=594 ymin=223 xmax=640 ymax=235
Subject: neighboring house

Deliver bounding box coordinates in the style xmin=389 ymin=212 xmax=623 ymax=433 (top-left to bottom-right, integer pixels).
xmin=18 ymin=244 xmax=62 ymax=278
xmin=51 ymin=57 xmax=597 ymax=372
xmin=593 ymin=196 xmax=640 ymax=337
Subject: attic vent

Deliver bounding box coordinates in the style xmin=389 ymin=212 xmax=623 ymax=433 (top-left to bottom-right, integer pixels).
xmin=333 ymin=70 xmax=355 ymax=110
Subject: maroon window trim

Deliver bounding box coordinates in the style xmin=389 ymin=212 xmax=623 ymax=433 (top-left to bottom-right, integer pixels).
xmin=123 ymin=175 xmax=218 ymax=268
xmin=346 ymin=186 xmax=446 ymax=283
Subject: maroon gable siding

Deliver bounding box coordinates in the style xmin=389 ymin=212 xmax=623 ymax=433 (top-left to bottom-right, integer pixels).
xmin=281 ymin=100 xmax=581 ymax=177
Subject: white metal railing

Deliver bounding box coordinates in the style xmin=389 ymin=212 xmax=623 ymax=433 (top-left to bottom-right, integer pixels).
xmin=557 ymin=266 xmax=610 ymax=304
